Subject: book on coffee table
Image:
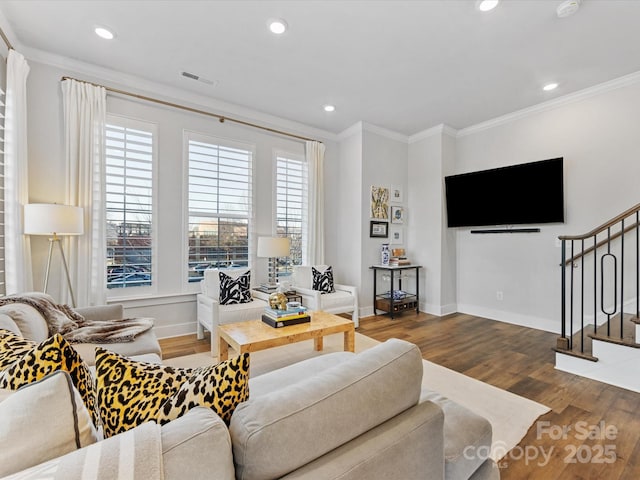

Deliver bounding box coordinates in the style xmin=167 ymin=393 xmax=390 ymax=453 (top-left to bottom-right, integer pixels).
xmin=262 ymin=314 xmax=311 ymax=328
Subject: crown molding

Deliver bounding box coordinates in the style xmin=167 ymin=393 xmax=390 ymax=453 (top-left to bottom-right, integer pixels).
xmin=408 ymin=123 xmax=458 ymax=144
xmin=337 ymin=121 xmax=364 ymax=141
xmin=457 ymin=70 xmax=640 ymax=137
xmin=20 ymin=44 xmax=340 ymax=144
xmin=360 ymin=122 xmax=408 ymax=143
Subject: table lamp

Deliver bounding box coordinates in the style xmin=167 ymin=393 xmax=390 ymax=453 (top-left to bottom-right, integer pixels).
xmin=257 ymin=236 xmax=290 ymax=288
xmin=24 ymin=203 xmax=84 ymax=307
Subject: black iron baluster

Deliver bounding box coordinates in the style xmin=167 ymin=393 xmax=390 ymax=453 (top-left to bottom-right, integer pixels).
xmin=594 ymin=235 xmax=597 ymax=336
xmin=570 ymin=240 xmax=574 ymax=350
xmin=561 ymin=239 xmax=566 ymax=344
xmin=621 ymin=218 xmax=625 ymax=340
xmin=581 ymin=239 xmax=585 ymax=353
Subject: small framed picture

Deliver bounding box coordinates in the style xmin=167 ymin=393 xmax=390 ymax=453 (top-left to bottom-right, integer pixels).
xmin=390 ymin=185 xmax=403 ymax=203
xmin=369 ymin=220 xmax=388 ymax=238
xmin=390 ymin=206 xmax=405 ymax=224
xmin=390 ymin=226 xmax=403 ymax=245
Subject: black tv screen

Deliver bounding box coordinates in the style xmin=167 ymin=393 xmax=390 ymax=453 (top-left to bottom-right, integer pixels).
xmin=444 ymin=157 xmax=564 ymax=228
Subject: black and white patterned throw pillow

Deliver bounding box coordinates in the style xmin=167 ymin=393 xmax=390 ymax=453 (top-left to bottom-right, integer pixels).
xmin=219 ymin=271 xmax=252 ymax=305
xmin=312 ymin=266 xmax=335 ymax=294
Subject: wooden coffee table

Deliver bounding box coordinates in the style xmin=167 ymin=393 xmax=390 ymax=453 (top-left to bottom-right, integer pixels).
xmin=218 ymin=311 xmax=355 ymax=361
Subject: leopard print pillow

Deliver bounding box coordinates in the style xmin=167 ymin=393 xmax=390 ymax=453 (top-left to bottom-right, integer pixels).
xmin=95 ymin=348 xmax=194 ymax=438
xmin=156 ymin=353 xmax=249 ymax=426
xmin=96 ymin=348 xmax=250 ymax=437
xmin=0 ymin=329 xmax=36 ymax=371
xmin=0 ymin=329 xmax=98 ymax=427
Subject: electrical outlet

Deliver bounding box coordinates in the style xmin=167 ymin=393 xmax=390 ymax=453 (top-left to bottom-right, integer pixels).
xmin=496 ymin=291 xmax=503 ymax=301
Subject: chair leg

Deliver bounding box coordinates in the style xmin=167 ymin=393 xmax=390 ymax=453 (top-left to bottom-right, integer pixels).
xmin=352 ymin=311 xmax=359 ymax=328
xmin=196 ymin=321 xmax=205 ymax=340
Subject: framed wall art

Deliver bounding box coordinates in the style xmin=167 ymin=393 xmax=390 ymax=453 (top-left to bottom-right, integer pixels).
xmin=370 ymin=186 xmax=389 ymax=219
xmin=390 ymin=206 xmax=405 ymax=224
xmin=389 ymin=226 xmax=403 ymax=245
xmin=390 ymin=185 xmax=403 ymax=203
xmin=369 ymin=220 xmax=388 ymax=238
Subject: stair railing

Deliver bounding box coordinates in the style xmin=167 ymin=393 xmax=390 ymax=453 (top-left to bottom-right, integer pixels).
xmin=559 ymin=203 xmax=640 ymax=355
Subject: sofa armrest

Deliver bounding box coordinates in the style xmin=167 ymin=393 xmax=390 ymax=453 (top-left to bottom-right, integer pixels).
xmin=282 ymin=400 xmax=445 ymax=480
xmin=162 ymin=407 xmax=235 ymax=480
xmin=291 ymin=286 xmax=322 ymax=310
xmin=74 ymin=304 xmax=124 ymax=321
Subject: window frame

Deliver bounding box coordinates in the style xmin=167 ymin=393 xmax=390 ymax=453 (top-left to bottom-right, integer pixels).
xmin=105 ymin=114 xmax=158 ymax=299
xmin=183 ymin=130 xmax=256 ymax=292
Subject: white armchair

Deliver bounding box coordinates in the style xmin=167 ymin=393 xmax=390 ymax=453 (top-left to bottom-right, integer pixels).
xmin=196 ymin=268 xmax=268 ymax=356
xmin=291 ymin=265 xmax=359 ymax=327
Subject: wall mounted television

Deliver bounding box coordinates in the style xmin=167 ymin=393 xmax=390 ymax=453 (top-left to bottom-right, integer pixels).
xmin=444 ymin=157 xmax=564 ymax=228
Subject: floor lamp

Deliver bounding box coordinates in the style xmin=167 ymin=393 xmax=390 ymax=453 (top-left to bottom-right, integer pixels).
xmin=257 ymin=236 xmax=291 ymax=288
xmin=24 ymin=204 xmax=84 ymax=307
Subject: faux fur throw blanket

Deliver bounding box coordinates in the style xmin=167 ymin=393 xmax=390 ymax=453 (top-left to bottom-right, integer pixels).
xmin=0 ymin=295 xmax=154 ymax=344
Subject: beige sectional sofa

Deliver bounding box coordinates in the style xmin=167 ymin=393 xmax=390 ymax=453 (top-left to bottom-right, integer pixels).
xmin=2 ymin=337 xmax=499 ymax=479
xmin=0 ymin=294 xmax=162 ymax=365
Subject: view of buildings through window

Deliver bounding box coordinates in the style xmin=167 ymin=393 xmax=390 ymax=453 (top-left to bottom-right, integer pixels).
xmin=105 ymin=119 xmax=154 ymax=289
xmin=187 ymin=134 xmax=252 ymax=283
xmin=104 ymin=119 xmax=307 ymax=290
xmin=276 ymin=153 xmax=307 ymax=278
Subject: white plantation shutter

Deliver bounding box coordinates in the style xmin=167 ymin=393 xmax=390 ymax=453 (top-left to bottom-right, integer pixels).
xmin=0 ymin=88 xmax=4 ymax=295
xmin=187 ymin=133 xmax=253 ymax=282
xmin=276 ymin=153 xmax=307 ymax=274
xmin=105 ymin=118 xmax=155 ymax=290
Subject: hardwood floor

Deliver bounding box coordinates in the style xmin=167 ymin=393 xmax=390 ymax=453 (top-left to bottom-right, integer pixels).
xmin=159 ymin=311 xmax=640 ymax=479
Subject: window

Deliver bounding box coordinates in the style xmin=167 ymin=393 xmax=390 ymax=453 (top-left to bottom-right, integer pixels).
xmin=187 ymin=133 xmax=253 ymax=283
xmin=105 ymin=117 xmax=155 ymax=290
xmin=275 ymin=152 xmax=308 ymax=276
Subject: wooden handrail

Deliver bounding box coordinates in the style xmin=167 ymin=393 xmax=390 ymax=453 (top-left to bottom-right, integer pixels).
xmin=559 ymin=202 xmax=640 ymax=241
xmin=563 ymin=221 xmax=640 ymax=265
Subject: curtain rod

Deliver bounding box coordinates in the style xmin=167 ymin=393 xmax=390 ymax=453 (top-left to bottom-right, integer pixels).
xmin=61 ymin=76 xmax=320 ymax=144
xmin=0 ymin=25 xmax=13 ymax=51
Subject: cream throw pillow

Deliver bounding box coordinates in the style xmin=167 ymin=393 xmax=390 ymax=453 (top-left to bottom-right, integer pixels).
xmin=0 ymin=370 xmax=98 ymax=477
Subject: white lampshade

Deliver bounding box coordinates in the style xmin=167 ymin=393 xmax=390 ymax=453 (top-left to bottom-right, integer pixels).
xmin=24 ymin=204 xmax=84 ymax=236
xmin=257 ymin=236 xmax=290 ymax=258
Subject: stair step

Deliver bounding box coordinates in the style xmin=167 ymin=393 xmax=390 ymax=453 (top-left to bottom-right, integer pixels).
xmin=588 ymin=333 xmax=640 ymax=348
xmin=565 ymin=312 xmax=638 ymax=357
xmin=553 ymin=347 xmax=598 ymax=362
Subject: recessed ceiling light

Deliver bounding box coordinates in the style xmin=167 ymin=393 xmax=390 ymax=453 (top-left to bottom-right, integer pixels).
xmin=543 ymin=83 xmax=559 ymax=91
xmin=557 ymin=0 xmax=581 ymax=18
xmin=323 ymin=105 xmax=336 ymax=112
xmin=269 ymin=19 xmax=288 ymax=35
xmin=475 ymin=0 xmax=500 ymax=12
xmin=94 ymin=26 xmax=115 ymax=40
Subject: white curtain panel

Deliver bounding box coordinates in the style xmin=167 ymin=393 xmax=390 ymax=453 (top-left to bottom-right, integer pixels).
xmin=305 ymin=140 xmax=325 ymax=265
xmin=4 ymin=50 xmax=33 ymax=294
xmin=61 ymin=79 xmax=106 ymax=307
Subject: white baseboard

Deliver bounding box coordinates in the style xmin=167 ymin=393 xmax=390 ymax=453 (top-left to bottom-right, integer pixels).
xmin=154 ymin=322 xmax=197 ymax=339
xmin=456 ymin=304 xmax=559 ymax=333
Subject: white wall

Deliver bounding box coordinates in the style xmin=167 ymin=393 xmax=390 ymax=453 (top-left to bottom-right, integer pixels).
xmin=24 ymin=58 xmax=339 ymax=338
xmin=359 ymin=126 xmax=408 ymax=316
xmin=454 ymin=81 xmax=640 ymax=333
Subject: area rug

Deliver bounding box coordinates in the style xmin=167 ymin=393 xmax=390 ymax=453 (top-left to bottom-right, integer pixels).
xmin=165 ymin=332 xmax=550 ymax=461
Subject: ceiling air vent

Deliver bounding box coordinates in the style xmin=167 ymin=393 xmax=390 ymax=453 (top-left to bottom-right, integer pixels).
xmin=180 ymin=71 xmax=217 ymax=86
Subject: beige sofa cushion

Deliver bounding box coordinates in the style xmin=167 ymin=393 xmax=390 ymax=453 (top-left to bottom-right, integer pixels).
xmin=0 ymin=304 xmax=49 ymax=342
xmin=230 ymin=338 xmax=423 ymax=480
xmin=71 ymin=328 xmax=162 ymax=366
xmin=0 ymin=370 xmax=98 ymax=477
xmin=0 ymin=314 xmax=21 ymax=336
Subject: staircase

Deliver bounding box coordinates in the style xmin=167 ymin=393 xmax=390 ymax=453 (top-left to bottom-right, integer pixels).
xmin=555 ymin=203 xmax=640 ymax=392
